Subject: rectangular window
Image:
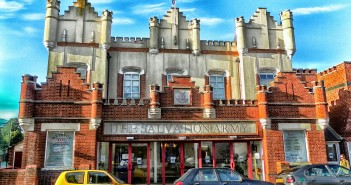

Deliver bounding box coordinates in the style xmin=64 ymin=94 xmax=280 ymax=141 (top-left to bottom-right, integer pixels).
xmin=209 ymin=75 xmax=225 ymax=100
xmin=283 ymin=130 xmax=308 ymax=162
xmin=259 ymin=73 xmax=274 ymax=86
xmin=45 ymin=131 xmax=74 ymax=168
xmin=124 ymin=73 xmax=140 ymax=99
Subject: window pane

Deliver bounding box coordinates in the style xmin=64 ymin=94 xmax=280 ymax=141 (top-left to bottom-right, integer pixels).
xmin=66 ymin=172 xmax=84 ymax=184
xmin=124 ymin=80 xmax=131 ymax=86
xmin=260 ymin=75 xmax=267 ymax=80
xmin=132 ymin=86 xmax=139 ymax=93
xmin=267 ymin=75 xmax=274 ymax=80
xmin=216 ymin=76 xmax=224 ymax=82
xmin=132 ymin=93 xmax=140 ymax=99
xmin=88 ymin=172 xmax=112 ymax=184
xmin=209 ymin=76 xmax=216 ymax=82
xmin=124 ymin=87 xmax=131 ymax=93
xmin=217 ymin=82 xmax=224 ymax=88
xmin=132 ymin=80 xmax=139 ymax=86
xmin=124 ymin=93 xmax=131 ymax=99
xmin=132 ymin=74 xmax=139 ymax=80
xmin=124 ymin=74 xmax=131 ymax=80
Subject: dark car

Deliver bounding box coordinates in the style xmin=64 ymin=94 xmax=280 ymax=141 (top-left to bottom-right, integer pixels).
xmin=275 ymin=164 xmax=351 ymax=185
xmin=173 ymin=167 xmax=274 ymax=185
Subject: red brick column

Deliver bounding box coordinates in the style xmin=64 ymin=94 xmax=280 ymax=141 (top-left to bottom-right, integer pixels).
xmin=256 ymin=85 xmax=271 ymax=181
xmin=313 ymin=81 xmax=329 ymax=129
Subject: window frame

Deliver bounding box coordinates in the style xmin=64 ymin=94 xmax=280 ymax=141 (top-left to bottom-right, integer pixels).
xmin=44 ymin=130 xmax=75 ymax=168
xmin=209 ymin=74 xmax=225 ymax=100
xmin=123 ymin=72 xmax=140 ymax=99
xmin=259 ymin=73 xmax=275 ymax=86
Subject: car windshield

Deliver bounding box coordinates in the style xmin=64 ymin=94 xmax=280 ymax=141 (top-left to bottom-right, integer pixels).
xmin=278 ymin=167 xmax=302 ymax=175
xmin=108 ymin=172 xmax=125 ymax=184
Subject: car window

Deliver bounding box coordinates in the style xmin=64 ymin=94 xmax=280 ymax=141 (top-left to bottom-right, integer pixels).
xmin=305 ymin=165 xmax=331 ymax=177
xmin=328 ymin=164 xmax=351 ymax=177
xmin=194 ymin=169 xmax=218 ymax=182
xmin=88 ymin=172 xmax=113 ymax=184
xmin=217 ymin=168 xmax=241 ymax=181
xmin=65 ymin=172 xmax=84 ymax=184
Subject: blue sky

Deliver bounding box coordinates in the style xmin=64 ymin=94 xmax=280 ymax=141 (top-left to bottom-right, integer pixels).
xmin=0 ymin=0 xmax=350 ymax=120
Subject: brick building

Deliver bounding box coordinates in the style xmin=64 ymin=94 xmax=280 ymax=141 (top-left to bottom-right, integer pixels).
xmin=318 ymin=62 xmax=351 ymax=163
xmin=0 ymin=0 xmax=330 ymax=184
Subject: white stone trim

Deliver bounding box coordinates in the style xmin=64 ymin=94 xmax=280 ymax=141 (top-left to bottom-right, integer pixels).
xmin=278 ymin=123 xmax=311 ymax=130
xmin=41 ymin=123 xmax=80 ymax=131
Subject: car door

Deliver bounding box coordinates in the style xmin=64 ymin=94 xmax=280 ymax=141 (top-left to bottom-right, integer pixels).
xmin=327 ymin=164 xmax=351 ymax=185
xmin=216 ymin=168 xmax=248 ymax=185
xmin=192 ymin=169 xmax=221 ymax=185
xmin=304 ymin=165 xmax=339 ymax=185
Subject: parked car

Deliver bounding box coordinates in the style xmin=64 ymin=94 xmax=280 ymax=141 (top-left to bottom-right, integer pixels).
xmin=275 ymin=164 xmax=351 ymax=185
xmin=55 ymin=170 xmax=129 ymax=185
xmin=173 ymin=167 xmax=274 ymax=185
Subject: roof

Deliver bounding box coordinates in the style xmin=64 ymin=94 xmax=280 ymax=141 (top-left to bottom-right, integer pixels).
xmin=325 ymin=125 xmax=343 ymax=141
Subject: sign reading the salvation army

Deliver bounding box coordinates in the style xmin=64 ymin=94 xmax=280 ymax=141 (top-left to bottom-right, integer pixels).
xmin=45 ymin=131 xmax=74 ymax=167
xmin=104 ymin=122 xmax=256 ymax=135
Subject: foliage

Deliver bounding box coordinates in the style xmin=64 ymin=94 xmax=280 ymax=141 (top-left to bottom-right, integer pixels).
xmin=0 ymin=118 xmax=24 ymax=152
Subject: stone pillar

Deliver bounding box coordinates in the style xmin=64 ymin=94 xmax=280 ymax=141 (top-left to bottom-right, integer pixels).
xmin=313 ymin=81 xmax=329 ymax=129
xmin=90 ymin=82 xmax=103 ymax=129
xmin=203 ymin=85 xmax=215 ymax=118
xmin=191 ymin=19 xmax=200 ymax=55
xmin=149 ymin=17 xmax=159 ymax=54
xmin=43 ymin=0 xmax=60 ymax=50
xmin=148 ymin=85 xmax=161 ymax=119
xmin=100 ymin=10 xmax=112 ymax=50
xmin=235 ymin=16 xmax=246 ymax=99
xmin=280 ymin=10 xmax=296 ymax=59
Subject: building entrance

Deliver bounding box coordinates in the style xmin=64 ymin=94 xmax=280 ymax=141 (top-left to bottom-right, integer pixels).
xmin=100 ymin=141 xmax=262 ymax=185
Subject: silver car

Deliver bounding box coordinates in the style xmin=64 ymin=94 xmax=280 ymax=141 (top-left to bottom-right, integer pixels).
xmin=275 ymin=164 xmax=351 ymax=185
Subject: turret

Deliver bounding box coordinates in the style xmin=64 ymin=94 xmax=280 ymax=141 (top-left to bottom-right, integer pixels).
xmin=235 ymin=16 xmax=246 ymax=54
xmin=280 ymin=10 xmax=296 ymax=59
xmin=191 ymin=19 xmax=200 ymax=56
xmin=100 ymin=10 xmax=113 ymax=50
xmin=43 ymin=0 xmax=60 ymax=50
xmin=149 ymin=17 xmax=159 ymax=54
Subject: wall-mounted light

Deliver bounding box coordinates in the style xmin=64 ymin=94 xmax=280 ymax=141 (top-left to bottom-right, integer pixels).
xmin=126 ymin=137 xmax=134 ymax=140
xmin=179 ymin=136 xmax=187 ymax=140
xmin=229 ymin=136 xmax=237 ymax=139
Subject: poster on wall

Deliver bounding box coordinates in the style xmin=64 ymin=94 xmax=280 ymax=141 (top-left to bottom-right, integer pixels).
xmin=283 ymin=130 xmax=308 ymax=162
xmin=45 ymin=131 xmax=74 ymax=167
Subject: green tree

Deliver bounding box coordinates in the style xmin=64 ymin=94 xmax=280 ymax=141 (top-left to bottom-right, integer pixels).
xmin=0 ymin=118 xmax=24 ymax=151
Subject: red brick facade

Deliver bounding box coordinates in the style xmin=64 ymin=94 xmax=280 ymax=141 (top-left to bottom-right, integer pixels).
xmin=0 ymin=66 xmax=330 ymax=184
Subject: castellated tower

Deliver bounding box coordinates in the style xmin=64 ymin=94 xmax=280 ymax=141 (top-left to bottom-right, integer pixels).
xmin=235 ymin=8 xmax=296 ymax=99
xmin=148 ymin=8 xmax=201 ymax=55
xmin=43 ymin=0 xmax=112 ymax=97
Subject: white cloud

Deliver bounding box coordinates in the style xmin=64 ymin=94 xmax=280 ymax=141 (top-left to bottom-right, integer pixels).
xmin=0 ymin=110 xmax=17 ymax=120
xmin=181 ymin=8 xmax=196 ymax=12
xmin=292 ymin=4 xmax=347 ymax=15
xmin=0 ymin=0 xmax=24 ymax=12
xmin=199 ymin=17 xmax=225 ymax=26
xmin=132 ymin=3 xmax=167 ymax=15
xmin=22 ymin=13 xmax=45 ymax=21
xmin=0 ymin=13 xmax=13 ymax=19
xmin=89 ymin=0 xmax=113 ymax=4
xmin=178 ymin=0 xmax=197 ymax=3
xmin=112 ymin=18 xmax=134 ymax=25
xmin=23 ymin=26 xmax=38 ymax=34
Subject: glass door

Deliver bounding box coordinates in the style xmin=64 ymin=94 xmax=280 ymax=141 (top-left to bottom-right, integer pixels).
xmin=132 ymin=143 xmax=148 ymax=184
xmin=201 ymin=141 xmax=213 ymax=167
xmin=184 ymin=143 xmax=198 ymax=173
xmin=111 ymin=143 xmax=129 ymax=183
xmin=215 ymin=142 xmax=231 ymax=168
xmin=162 ymin=142 xmax=180 ymax=183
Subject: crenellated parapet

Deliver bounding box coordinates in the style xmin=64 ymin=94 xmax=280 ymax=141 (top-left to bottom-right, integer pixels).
xmin=111 ymin=37 xmax=149 ymax=48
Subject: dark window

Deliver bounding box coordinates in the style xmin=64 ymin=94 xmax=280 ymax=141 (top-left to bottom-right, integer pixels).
xmin=194 ymin=169 xmax=218 ymax=181
xmin=65 ymin=172 xmax=84 ymax=184
xmin=88 ymin=171 xmax=113 ymax=184
xmin=217 ymin=168 xmax=241 ymax=181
